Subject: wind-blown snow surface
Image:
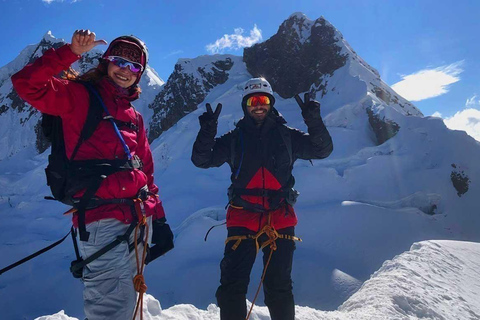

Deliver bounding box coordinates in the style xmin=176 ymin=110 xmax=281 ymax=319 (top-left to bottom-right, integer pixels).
xmin=35 ymin=240 xmax=480 ymax=320
xmin=1 ymin=70 xmax=479 ymax=319
xmin=1 ymin=15 xmax=480 ymax=320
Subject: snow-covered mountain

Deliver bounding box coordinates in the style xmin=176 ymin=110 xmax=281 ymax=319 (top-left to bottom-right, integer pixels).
xmin=1 ymin=12 xmax=479 ymax=320
xmin=35 ymin=240 xmax=480 ymax=320
xmin=0 ymin=31 xmax=164 ymax=160
xmin=147 ymin=54 xmax=244 ymax=141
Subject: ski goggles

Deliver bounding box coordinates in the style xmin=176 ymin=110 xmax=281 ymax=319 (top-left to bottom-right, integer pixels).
xmin=246 ymin=95 xmax=271 ymax=107
xmin=105 ymin=56 xmax=144 ymax=73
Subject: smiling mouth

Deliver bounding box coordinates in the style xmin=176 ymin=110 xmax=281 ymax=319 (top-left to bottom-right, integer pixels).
xmin=114 ymin=73 xmax=129 ymax=81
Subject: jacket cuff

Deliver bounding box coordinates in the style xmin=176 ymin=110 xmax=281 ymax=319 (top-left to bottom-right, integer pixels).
xmin=154 ymin=200 xmax=166 ymax=220
xmin=56 ymin=44 xmax=81 ymax=68
xmin=305 ymin=117 xmax=326 ymax=129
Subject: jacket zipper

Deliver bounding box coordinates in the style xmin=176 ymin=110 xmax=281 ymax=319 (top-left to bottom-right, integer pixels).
xmin=259 ymin=134 xmax=265 ymax=231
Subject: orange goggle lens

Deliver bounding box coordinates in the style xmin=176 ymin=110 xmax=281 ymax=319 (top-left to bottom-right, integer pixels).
xmin=246 ymin=95 xmax=270 ymax=107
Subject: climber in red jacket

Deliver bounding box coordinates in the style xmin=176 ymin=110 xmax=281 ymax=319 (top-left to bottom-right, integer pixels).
xmin=12 ymin=29 xmax=172 ymax=320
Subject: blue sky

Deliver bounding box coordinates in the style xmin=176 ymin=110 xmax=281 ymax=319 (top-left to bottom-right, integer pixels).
xmin=1 ymin=0 xmax=479 ymax=123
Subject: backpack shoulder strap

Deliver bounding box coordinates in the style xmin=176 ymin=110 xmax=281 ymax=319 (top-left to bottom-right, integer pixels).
xmin=230 ymin=127 xmax=241 ymax=164
xmin=69 ymin=82 xmax=104 ymax=160
xmin=278 ymin=124 xmax=293 ymax=166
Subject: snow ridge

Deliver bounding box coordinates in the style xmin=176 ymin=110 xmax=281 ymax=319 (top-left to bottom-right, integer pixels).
xmin=35 ymin=241 xmax=480 ymax=320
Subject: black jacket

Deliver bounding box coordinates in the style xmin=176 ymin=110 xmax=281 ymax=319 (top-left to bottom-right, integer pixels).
xmin=191 ymin=108 xmax=333 ymax=213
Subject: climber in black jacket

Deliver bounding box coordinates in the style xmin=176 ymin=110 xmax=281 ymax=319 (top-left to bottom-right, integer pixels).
xmin=192 ymin=77 xmax=333 ymax=320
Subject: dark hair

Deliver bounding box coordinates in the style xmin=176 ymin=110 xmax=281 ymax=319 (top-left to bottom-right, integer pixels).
xmin=61 ymin=59 xmax=141 ymax=94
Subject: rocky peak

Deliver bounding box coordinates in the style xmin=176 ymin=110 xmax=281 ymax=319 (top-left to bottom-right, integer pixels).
xmin=147 ymin=55 xmax=237 ymax=142
xmin=31 ymin=32 xmax=65 ymax=64
xmin=42 ymin=31 xmax=64 ymax=44
xmin=282 ymin=12 xmax=314 ymax=44
xmin=243 ymin=14 xmax=348 ymax=99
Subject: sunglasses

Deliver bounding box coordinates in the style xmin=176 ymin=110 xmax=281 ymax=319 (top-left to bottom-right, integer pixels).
xmin=246 ymin=95 xmax=271 ymax=107
xmin=105 ymin=56 xmax=144 ymax=73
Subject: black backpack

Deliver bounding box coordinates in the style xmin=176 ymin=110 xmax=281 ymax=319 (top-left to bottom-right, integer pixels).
xmin=41 ymin=82 xmax=140 ymax=241
xmin=42 ymin=82 xmax=104 ymax=205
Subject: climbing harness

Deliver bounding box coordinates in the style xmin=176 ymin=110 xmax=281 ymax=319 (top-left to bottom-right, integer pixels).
xmin=224 ymin=213 xmax=302 ymax=320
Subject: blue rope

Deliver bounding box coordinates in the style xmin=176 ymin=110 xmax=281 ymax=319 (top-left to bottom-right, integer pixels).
xmin=84 ymin=83 xmax=132 ymax=160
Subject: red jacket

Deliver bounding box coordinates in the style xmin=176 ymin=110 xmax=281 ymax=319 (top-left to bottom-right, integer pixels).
xmin=11 ymin=44 xmax=166 ymax=226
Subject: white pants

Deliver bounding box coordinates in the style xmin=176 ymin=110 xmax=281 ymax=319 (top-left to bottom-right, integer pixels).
xmin=77 ymin=217 xmax=152 ymax=320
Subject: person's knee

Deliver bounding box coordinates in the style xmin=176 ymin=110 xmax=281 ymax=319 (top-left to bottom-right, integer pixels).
xmin=263 ymin=272 xmax=293 ymax=306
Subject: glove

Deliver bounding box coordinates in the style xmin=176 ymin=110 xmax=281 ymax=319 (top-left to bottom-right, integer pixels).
xmin=198 ymin=103 xmax=222 ymax=136
xmin=294 ymin=93 xmax=322 ymax=124
xmin=145 ymin=219 xmax=174 ymax=265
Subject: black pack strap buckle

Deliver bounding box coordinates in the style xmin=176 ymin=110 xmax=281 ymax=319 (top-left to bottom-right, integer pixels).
xmin=232 ymin=188 xmax=289 ymax=198
xmin=229 ymin=197 xmax=268 ymax=213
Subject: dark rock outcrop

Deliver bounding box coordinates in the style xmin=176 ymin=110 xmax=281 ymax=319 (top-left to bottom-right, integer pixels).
xmin=366 ymin=107 xmax=400 ymax=145
xmin=371 ymin=84 xmax=418 ymax=116
xmin=243 ymin=14 xmax=347 ymax=99
xmin=450 ymin=164 xmax=470 ymax=197
xmin=148 ymin=57 xmax=234 ymax=142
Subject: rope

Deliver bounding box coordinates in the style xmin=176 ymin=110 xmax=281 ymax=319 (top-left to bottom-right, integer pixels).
xmin=132 ymin=214 xmax=149 ymax=320
xmin=223 ymin=215 xmax=302 ymax=320
xmin=245 ymin=218 xmax=278 ymax=320
xmin=204 ymin=221 xmax=227 ymax=242
xmin=246 ymin=245 xmax=275 ymax=320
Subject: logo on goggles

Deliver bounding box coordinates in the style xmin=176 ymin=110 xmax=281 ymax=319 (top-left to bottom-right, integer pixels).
xmin=106 ymin=56 xmax=144 ymax=73
xmin=246 ymin=95 xmax=271 ymax=107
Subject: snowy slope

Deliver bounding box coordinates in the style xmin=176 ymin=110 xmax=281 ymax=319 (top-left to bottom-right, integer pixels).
xmin=35 ymin=240 xmax=480 ymax=320
xmin=1 ymin=12 xmax=480 ymax=320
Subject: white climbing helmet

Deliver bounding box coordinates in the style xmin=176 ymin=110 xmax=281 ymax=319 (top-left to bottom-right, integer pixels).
xmin=242 ymin=77 xmax=275 ymax=106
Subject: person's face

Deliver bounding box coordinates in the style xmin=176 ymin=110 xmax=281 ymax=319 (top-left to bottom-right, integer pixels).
xmin=107 ymin=61 xmax=138 ymax=88
xmin=246 ymin=94 xmax=271 ymax=123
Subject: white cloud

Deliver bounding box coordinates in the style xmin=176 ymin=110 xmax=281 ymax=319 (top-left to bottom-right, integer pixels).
xmin=163 ymin=50 xmax=184 ymax=59
xmin=466 ymin=94 xmax=480 ymax=107
xmin=431 ymin=111 xmax=443 ymax=118
xmin=443 ymin=108 xmax=480 ymax=142
xmin=206 ymin=25 xmax=262 ymax=54
xmin=42 ymin=0 xmax=79 ymax=3
xmin=391 ymin=61 xmax=464 ymax=102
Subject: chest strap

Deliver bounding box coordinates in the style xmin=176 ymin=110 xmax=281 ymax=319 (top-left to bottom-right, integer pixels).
xmin=70 ymin=157 xmax=143 ymax=242
xmin=227 ymin=187 xmax=299 ymax=212
xmin=103 ymin=116 xmax=139 ymax=132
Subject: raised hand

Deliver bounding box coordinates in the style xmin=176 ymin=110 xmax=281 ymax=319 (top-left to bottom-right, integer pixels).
xmin=294 ymin=92 xmax=321 ymax=123
xmin=70 ymin=29 xmax=107 ymax=56
xmin=199 ymin=103 xmax=222 ymax=134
